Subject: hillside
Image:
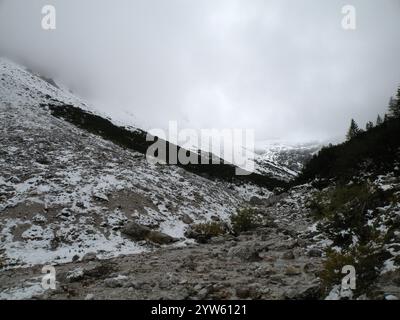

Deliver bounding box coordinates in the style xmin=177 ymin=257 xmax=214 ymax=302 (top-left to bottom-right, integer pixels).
xmin=293 ymin=112 xmax=400 ymax=299
xmin=296 ymin=117 xmax=400 ymax=185
xmin=0 ymin=58 xmax=328 ymax=300
xmin=253 ymin=140 xmax=321 ymax=181
xmin=0 ymin=58 xmax=279 ymax=268
xmin=1 ymin=56 xmax=399 ymax=301
xmin=1 ymin=58 xmax=290 ymax=189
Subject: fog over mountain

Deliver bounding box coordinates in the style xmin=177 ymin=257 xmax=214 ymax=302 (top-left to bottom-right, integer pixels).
xmin=1 ymin=0 xmax=400 ymax=142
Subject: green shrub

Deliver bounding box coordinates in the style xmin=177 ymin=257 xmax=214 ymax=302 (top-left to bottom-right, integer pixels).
xmin=191 ymin=222 xmax=228 ymax=237
xmin=231 ymin=208 xmax=261 ymax=234
xmin=185 ymin=221 xmax=228 ymax=243
xmin=309 ymin=183 xmax=372 ymax=220
xmin=320 ymin=249 xmax=355 ymax=294
xmin=308 ymin=183 xmax=385 ymax=247
xmin=320 ymin=246 xmax=391 ymax=297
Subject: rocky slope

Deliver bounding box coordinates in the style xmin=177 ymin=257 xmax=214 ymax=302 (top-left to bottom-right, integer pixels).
xmin=0 ymin=185 xmax=328 ymax=300
xmin=0 ymin=58 xmax=272 ymax=269
xmin=0 ymin=58 xmax=328 ymax=300
xmin=2 ymin=57 xmax=398 ymax=301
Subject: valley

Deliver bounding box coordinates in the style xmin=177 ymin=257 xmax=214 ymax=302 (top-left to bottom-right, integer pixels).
xmin=1 ymin=58 xmax=400 ymax=301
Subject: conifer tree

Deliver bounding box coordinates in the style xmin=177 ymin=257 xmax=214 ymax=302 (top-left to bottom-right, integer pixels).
xmin=366 ymin=121 xmax=374 ymax=131
xmin=376 ymin=114 xmax=383 ymax=126
xmin=346 ymin=119 xmax=360 ymax=141
xmin=388 ymin=88 xmax=400 ymax=118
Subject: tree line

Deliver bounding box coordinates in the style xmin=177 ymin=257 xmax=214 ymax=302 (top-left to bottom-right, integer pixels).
xmin=346 ymin=86 xmax=400 ymax=141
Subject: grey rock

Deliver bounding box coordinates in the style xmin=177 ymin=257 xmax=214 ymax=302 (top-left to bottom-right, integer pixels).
xmin=181 ymin=214 xmax=194 ymax=225
xmin=303 ymin=262 xmax=319 ymax=274
xmin=307 ymin=248 xmax=323 ymax=257
xmin=9 ymin=176 xmax=21 ymax=184
xmin=282 ymin=250 xmax=295 ymax=260
xmin=285 ymin=283 xmax=321 ymax=300
xmin=228 ymin=244 xmax=262 ymax=262
xmin=284 ymin=266 xmax=302 ymax=276
xmin=121 ymin=222 xmax=151 ymax=241
xmin=197 ymin=287 xmax=209 ymax=299
xmin=83 ymin=262 xmax=115 ymax=279
xmin=249 ymin=196 xmax=264 ymax=206
xmin=81 ymin=252 xmax=97 ymax=262
xmin=147 ymin=230 xmax=178 ymax=245
xmin=235 ymin=287 xmax=250 ymax=299
xmin=36 ymin=156 xmax=50 ymax=165
xmin=85 ymin=293 xmax=95 ymax=300
xmin=104 ymin=277 xmax=126 ymax=288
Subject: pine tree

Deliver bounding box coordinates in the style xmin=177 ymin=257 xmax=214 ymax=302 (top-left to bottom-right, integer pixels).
xmin=376 ymin=114 xmax=383 ymax=126
xmin=388 ymin=97 xmax=399 ymax=118
xmin=346 ymin=119 xmax=360 ymax=141
xmin=366 ymin=121 xmax=374 ymax=131
xmin=389 ymin=87 xmax=400 ymax=118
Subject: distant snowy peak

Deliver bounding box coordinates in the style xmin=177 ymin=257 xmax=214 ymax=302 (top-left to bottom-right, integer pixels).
xmin=253 ymin=140 xmax=322 ymax=177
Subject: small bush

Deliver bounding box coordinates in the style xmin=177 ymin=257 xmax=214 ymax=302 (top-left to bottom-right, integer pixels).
xmin=320 ymin=246 xmax=391 ymax=297
xmin=309 ymin=183 xmax=372 ymax=220
xmin=308 ymin=183 xmax=385 ymax=247
xmin=319 ymin=249 xmax=355 ymax=294
xmin=185 ymin=222 xmax=228 ymax=243
xmin=231 ymin=208 xmax=261 ymax=234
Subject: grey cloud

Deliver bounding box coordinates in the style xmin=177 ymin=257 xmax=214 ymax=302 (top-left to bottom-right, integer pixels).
xmin=0 ymin=0 xmax=399 ymax=142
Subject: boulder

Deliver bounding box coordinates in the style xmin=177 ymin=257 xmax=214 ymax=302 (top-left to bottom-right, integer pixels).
xmin=282 ymin=250 xmax=295 ymax=260
xmin=104 ymin=275 xmax=128 ymax=288
xmin=121 ymin=222 xmax=151 ymax=241
xmin=307 ymin=248 xmax=323 ymax=257
xmin=181 ymin=214 xmax=194 ymax=225
xmin=235 ymin=287 xmax=250 ymax=299
xmin=81 ymin=252 xmax=97 ymax=262
xmin=122 ymin=222 xmax=178 ymax=244
xmin=284 ymin=266 xmax=302 ymax=276
xmin=285 ymin=283 xmax=322 ymax=300
xmin=249 ymin=196 xmax=264 ymax=206
xmin=147 ymin=231 xmax=178 ymax=245
xmin=228 ymin=244 xmax=262 ymax=262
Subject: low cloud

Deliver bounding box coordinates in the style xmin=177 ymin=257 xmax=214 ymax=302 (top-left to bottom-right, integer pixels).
xmin=1 ymin=0 xmax=399 ymax=142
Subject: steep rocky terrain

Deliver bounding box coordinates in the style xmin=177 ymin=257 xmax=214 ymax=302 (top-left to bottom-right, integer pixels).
xmin=1 ymin=185 xmax=328 ymax=300
xmin=295 ymin=115 xmax=400 ymax=300
xmin=0 ymin=58 xmax=276 ymax=268
xmin=0 ymin=58 xmax=327 ymax=300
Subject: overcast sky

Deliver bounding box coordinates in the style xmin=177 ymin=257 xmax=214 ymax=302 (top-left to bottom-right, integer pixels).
xmin=1 ymin=0 xmax=400 ymax=142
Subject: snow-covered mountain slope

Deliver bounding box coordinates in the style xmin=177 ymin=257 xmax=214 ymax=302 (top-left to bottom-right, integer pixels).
xmin=0 ymin=58 xmax=140 ymax=131
xmin=0 ymin=58 xmax=271 ymax=268
xmin=1 ymin=59 xmax=91 ymax=112
xmin=253 ymin=140 xmax=321 ymax=179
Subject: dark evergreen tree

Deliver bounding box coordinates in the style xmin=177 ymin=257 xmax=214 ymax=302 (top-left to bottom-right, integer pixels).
xmin=346 ymin=119 xmax=360 ymax=141
xmin=376 ymin=114 xmax=383 ymax=126
xmin=388 ymin=88 xmax=400 ymax=118
xmin=388 ymin=97 xmax=399 ymax=119
xmin=366 ymin=121 xmax=374 ymax=131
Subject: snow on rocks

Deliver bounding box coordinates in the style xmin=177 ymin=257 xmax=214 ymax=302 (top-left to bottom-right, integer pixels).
xmin=0 ymin=59 xmax=274 ymax=268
